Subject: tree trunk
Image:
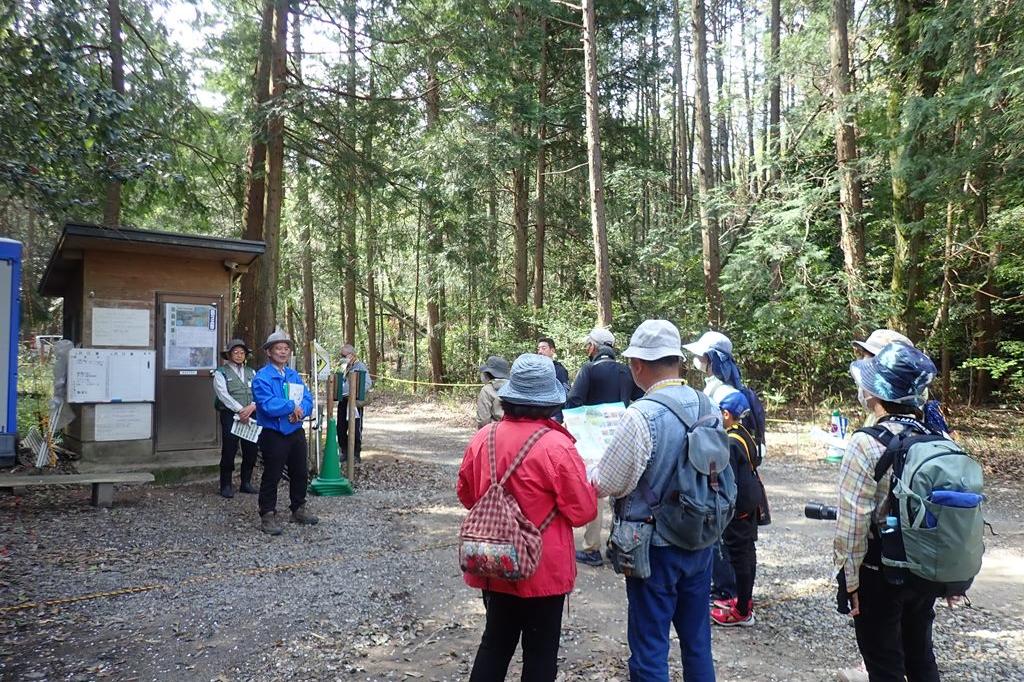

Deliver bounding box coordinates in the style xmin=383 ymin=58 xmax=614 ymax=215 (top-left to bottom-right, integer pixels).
xmin=257 ymin=0 xmax=288 ymax=342
xmin=830 ymin=0 xmax=866 ymax=330
xmin=103 ymin=0 xmax=125 ymax=226
xmin=740 ymin=0 xmax=756 ymax=197
xmin=343 ymin=0 xmax=358 ymax=344
xmin=671 ymin=0 xmax=684 ymax=209
xmin=236 ymin=0 xmax=274 ymax=342
xmin=533 ymin=16 xmax=547 ymax=310
xmin=512 ymin=163 xmax=529 ymax=307
xmin=582 ymin=0 xmax=613 ymax=327
xmin=888 ymin=0 xmax=945 ymax=341
xmin=712 ymin=13 xmax=731 ymax=184
xmin=768 ymin=0 xmax=781 ymax=183
xmin=693 ymin=0 xmax=723 ymax=327
xmin=365 ymin=48 xmax=378 ymax=376
xmin=511 ymin=5 xmax=529 ymax=309
xmin=293 ymin=1 xmax=315 ymax=376
xmin=424 ymin=60 xmax=445 ymax=385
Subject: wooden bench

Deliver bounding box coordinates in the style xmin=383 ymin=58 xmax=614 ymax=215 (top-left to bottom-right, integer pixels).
xmin=0 ymin=472 xmax=155 ymax=507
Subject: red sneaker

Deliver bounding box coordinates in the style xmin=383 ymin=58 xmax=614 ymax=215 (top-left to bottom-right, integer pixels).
xmin=710 ymin=603 xmax=755 ymax=627
xmin=711 ymin=597 xmax=737 ymax=610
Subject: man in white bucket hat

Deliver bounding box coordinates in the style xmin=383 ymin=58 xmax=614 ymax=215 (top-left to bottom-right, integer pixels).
xmin=593 ymin=320 xmax=719 ymax=681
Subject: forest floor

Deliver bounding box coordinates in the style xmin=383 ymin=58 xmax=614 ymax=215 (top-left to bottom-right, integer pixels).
xmin=2 ymin=395 xmax=1023 ymax=682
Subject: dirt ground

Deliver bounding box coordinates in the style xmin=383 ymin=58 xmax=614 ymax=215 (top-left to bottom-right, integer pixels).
xmin=2 ymin=398 xmax=1023 ymax=681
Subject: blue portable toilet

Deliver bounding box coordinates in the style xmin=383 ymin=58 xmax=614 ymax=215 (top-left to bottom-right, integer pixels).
xmin=0 ymin=238 xmax=21 ymax=466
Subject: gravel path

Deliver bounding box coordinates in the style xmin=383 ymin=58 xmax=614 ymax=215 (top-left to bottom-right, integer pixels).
xmin=1 ymin=400 xmax=1022 ymax=681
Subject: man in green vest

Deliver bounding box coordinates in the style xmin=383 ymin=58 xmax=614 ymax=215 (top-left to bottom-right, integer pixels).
xmin=213 ymin=339 xmax=258 ymax=498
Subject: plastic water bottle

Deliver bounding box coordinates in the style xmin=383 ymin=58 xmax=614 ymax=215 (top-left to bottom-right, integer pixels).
xmin=880 ymin=515 xmax=905 ymax=585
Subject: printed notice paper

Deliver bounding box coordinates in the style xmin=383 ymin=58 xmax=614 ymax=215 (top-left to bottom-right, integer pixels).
xmin=231 ymin=417 xmax=262 ymax=443
xmin=287 ymin=382 xmax=305 ymax=404
xmin=92 ymin=307 xmax=150 ymax=347
xmin=561 ymin=402 xmax=626 ymax=467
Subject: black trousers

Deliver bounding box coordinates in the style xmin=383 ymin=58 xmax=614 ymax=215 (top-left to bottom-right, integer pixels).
xmin=257 ymin=428 xmax=308 ymax=515
xmin=469 ymin=591 xmax=565 ymax=682
xmin=723 ymin=515 xmax=757 ymax=615
xmin=337 ymin=404 xmax=364 ymax=461
xmin=219 ymin=410 xmax=258 ymax=489
xmin=853 ymin=562 xmax=940 ymax=682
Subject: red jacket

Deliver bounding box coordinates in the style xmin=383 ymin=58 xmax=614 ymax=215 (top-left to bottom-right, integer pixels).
xmin=457 ymin=417 xmax=598 ymax=598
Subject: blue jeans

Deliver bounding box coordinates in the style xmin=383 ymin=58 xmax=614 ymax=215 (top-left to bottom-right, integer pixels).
xmin=626 ymin=544 xmax=715 ymax=682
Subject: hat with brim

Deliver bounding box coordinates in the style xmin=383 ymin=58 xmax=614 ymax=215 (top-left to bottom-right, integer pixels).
xmin=479 ymin=355 xmax=511 ymax=380
xmin=221 ymin=338 xmax=252 ymax=360
xmin=683 ymin=330 xmax=733 ymax=357
xmin=850 ymin=342 xmax=936 ymax=408
xmin=496 ymin=353 xmax=566 ymax=407
xmin=262 ymin=328 xmax=295 ymax=352
xmin=717 ymin=388 xmax=751 ymax=418
xmin=581 ymin=327 xmax=615 ymax=347
xmin=621 ymin=319 xmax=684 ymax=362
xmin=852 ymin=328 xmax=913 ymax=357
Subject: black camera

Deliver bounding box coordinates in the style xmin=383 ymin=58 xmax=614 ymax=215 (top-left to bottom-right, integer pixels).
xmin=804 ymin=501 xmax=838 ymax=521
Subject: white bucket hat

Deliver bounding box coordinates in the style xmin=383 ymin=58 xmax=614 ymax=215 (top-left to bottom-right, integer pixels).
xmin=621 ymin=320 xmax=684 ymax=361
xmin=852 ymin=329 xmax=913 ymax=357
xmin=683 ymin=330 xmax=732 ymax=357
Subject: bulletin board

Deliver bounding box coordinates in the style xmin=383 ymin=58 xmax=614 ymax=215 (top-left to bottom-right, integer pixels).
xmin=67 ymin=349 xmax=156 ymax=403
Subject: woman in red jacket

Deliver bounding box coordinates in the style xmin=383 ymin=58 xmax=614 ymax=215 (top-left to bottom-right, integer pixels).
xmin=458 ymin=353 xmax=598 ymax=682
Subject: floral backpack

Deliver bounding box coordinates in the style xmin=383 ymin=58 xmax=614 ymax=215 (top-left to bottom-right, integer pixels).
xmin=458 ymin=424 xmax=556 ymax=581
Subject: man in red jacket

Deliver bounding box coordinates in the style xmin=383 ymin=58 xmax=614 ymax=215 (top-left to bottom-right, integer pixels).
xmin=458 ymin=353 xmax=598 ymax=682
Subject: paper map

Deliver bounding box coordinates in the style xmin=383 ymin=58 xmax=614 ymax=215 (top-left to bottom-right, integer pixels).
xmin=561 ymin=402 xmax=626 ymax=467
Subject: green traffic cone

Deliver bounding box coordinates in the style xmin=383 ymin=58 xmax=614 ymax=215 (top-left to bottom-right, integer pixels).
xmin=308 ymin=418 xmax=354 ymax=496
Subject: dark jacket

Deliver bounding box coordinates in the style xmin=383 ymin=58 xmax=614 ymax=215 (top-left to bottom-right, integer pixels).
xmin=553 ymin=360 xmax=570 ymax=391
xmin=565 ymin=345 xmax=643 ymax=409
xmin=728 ymin=423 xmax=761 ymax=519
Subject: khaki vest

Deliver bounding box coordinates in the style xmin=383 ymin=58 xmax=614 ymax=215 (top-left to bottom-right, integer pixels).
xmin=214 ymin=364 xmax=255 ymax=410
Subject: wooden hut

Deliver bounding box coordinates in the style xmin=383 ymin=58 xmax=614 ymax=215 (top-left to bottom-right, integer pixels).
xmin=38 ymin=223 xmax=265 ymax=471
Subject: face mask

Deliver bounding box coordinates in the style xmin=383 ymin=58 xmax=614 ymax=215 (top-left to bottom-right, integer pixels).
xmin=857 ymin=385 xmax=872 ymax=411
xmin=692 ymin=356 xmax=708 ymax=373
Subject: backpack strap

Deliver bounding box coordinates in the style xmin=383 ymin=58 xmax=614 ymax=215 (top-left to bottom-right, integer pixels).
xmin=729 ymin=430 xmax=756 ymax=472
xmin=497 ymin=426 xmax=552 ymax=486
xmin=642 ymin=387 xmax=717 ymax=432
xmin=632 ymin=388 xmax=718 ymax=508
xmin=489 ymin=424 xmax=557 ymax=530
xmin=857 ymin=417 xmax=928 ymax=482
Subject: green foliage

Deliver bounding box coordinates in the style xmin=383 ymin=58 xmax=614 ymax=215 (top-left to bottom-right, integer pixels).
xmin=3 ymin=0 xmax=1022 ymax=408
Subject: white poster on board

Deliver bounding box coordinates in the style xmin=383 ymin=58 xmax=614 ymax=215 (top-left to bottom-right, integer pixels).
xmin=94 ymin=403 xmax=152 ymax=441
xmin=92 ymin=307 xmax=150 ymax=347
xmin=67 ymin=349 xmax=155 ymax=403
xmin=164 ymin=303 xmax=218 ymax=370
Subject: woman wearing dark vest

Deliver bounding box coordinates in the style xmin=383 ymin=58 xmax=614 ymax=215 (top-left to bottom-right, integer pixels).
xmin=213 ymin=339 xmax=258 ymax=498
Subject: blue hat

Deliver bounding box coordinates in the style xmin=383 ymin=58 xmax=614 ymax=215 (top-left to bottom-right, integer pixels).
xmin=850 ymin=342 xmax=936 ymax=408
xmin=497 ymin=353 xmax=566 ymax=407
xmin=717 ymin=388 xmax=751 ymax=418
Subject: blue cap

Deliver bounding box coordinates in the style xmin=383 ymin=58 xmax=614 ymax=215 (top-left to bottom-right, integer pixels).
xmin=717 ymin=389 xmax=751 ymax=418
xmin=496 ymin=353 xmax=566 ymax=407
xmin=850 ymin=342 xmax=936 ymax=408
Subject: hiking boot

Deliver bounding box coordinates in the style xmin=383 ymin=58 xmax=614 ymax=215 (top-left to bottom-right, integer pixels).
xmin=260 ymin=512 xmax=283 ymax=536
xmin=575 ymin=549 xmax=603 ymax=567
xmin=220 ymin=484 xmax=235 ymax=499
xmin=290 ymin=505 xmax=319 ymax=525
xmin=837 ymin=667 xmax=869 ymax=682
xmin=238 ymin=481 xmax=258 ymax=494
xmin=710 ymin=603 xmax=755 ymax=627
